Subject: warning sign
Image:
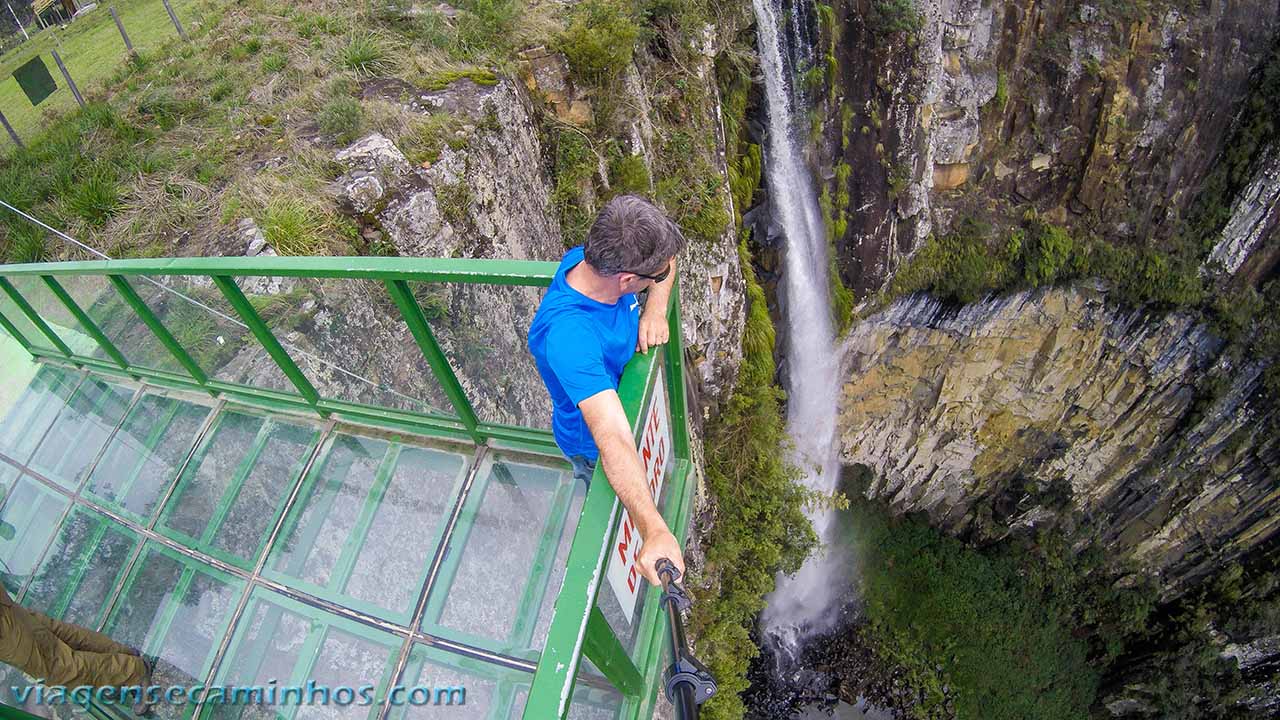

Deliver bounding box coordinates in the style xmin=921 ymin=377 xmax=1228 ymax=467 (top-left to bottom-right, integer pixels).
xmin=604 ymin=368 xmax=671 ymax=624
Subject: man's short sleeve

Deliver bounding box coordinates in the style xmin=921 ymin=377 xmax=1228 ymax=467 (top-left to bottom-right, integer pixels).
xmin=545 ymin=319 xmax=613 ymax=407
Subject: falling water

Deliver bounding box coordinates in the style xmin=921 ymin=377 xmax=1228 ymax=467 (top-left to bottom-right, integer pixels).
xmin=752 ymin=0 xmax=851 ymax=661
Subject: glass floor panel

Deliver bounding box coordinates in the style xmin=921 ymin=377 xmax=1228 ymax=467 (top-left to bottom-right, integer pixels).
xmin=27 ymin=376 xmax=136 ymax=490
xmin=422 ymin=452 xmax=583 ymax=659
xmin=264 ymin=432 xmax=468 ymax=624
xmin=0 ymin=473 xmax=71 ymax=594
xmin=104 ymin=542 xmax=246 ymax=718
xmin=392 ymin=643 xmax=533 ymax=720
xmin=208 ymin=588 xmax=401 ymax=720
xmin=86 ymin=392 xmax=213 ymax=524
xmin=0 ymin=365 xmax=83 ymax=462
xmin=23 ymin=505 xmax=142 ymax=630
xmin=158 ymin=411 xmax=321 ymax=570
xmin=0 ymin=355 xmax=596 ymax=720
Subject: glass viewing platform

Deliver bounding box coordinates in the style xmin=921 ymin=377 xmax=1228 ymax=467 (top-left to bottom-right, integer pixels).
xmin=0 ymin=256 xmax=694 ymax=720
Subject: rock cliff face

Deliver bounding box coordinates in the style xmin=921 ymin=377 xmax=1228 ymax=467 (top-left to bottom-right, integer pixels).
xmin=837 ymin=284 xmax=1278 ymax=592
xmin=823 ymin=0 xmax=1280 ymax=296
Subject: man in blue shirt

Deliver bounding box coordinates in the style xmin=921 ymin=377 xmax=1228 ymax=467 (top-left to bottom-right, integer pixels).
xmin=528 ymin=194 xmax=687 ymax=586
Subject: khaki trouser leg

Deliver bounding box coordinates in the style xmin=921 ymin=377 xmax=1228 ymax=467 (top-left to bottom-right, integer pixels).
xmin=41 ymin=612 xmax=137 ymax=657
xmin=28 ymin=617 xmax=147 ymax=687
xmin=0 ymin=585 xmax=146 ymax=687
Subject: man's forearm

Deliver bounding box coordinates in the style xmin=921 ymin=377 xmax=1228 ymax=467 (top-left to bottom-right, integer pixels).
xmin=596 ymin=425 xmax=668 ymax=539
xmin=644 ymin=258 xmax=676 ymax=318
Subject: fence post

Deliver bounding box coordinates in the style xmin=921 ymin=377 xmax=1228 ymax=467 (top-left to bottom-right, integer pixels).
xmin=6 ymin=2 xmax=28 ymax=41
xmin=160 ymin=0 xmax=188 ymax=41
xmin=108 ymin=6 xmax=132 ymax=51
xmin=49 ymin=50 xmax=84 ymax=108
xmin=0 ymin=109 xmax=22 ymax=149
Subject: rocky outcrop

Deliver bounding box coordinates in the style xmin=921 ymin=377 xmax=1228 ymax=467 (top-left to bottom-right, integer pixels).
xmin=837 ymin=283 xmax=1278 ymax=592
xmin=825 ymin=0 xmax=1280 ymax=297
xmin=1208 ymin=147 xmax=1280 ymax=280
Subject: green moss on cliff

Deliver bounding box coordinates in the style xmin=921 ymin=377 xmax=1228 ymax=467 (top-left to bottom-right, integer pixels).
xmin=887 ymin=216 xmax=1204 ymax=309
xmin=691 ymin=236 xmax=817 ymax=720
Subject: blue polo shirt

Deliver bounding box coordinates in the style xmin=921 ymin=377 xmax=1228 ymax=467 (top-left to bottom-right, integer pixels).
xmin=528 ymin=247 xmax=640 ymax=461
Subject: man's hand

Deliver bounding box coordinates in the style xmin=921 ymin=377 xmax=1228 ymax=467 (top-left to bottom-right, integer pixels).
xmin=636 ymin=257 xmax=676 ymax=354
xmin=637 ymin=309 xmax=669 ymax=354
xmin=637 ymin=528 xmax=685 ymax=587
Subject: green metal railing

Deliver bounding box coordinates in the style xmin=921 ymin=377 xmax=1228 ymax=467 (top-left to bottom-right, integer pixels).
xmin=0 ymin=256 xmax=694 ymax=720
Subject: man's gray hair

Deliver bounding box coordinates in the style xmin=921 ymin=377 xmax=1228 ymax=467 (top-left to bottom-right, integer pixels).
xmin=583 ymin=195 xmax=687 ymax=276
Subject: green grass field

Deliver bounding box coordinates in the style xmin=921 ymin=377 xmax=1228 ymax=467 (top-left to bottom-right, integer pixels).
xmin=0 ymin=0 xmax=202 ymax=149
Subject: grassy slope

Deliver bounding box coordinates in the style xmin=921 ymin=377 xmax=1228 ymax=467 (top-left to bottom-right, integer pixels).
xmin=0 ymin=0 xmax=203 ymax=145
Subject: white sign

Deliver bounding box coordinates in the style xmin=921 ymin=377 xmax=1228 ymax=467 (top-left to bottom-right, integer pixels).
xmin=604 ymin=368 xmax=672 ymax=623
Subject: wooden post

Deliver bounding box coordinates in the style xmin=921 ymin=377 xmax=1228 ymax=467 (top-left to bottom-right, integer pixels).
xmin=0 ymin=109 xmax=23 ymax=149
xmin=160 ymin=0 xmax=188 ymax=41
xmin=50 ymin=50 xmax=84 ymax=107
xmin=108 ymin=6 xmax=132 ymax=51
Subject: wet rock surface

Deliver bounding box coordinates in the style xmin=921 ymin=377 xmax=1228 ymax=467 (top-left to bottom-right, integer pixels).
xmin=743 ymin=603 xmax=924 ymax=720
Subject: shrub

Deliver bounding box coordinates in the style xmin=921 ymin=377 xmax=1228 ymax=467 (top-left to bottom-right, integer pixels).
xmin=317 ymin=97 xmax=364 ymax=144
xmin=849 ymin=498 xmax=1102 ymax=720
xmin=452 ymin=0 xmax=520 ymax=59
xmin=559 ymin=0 xmax=641 ymax=84
xmin=338 ymin=33 xmax=395 ymax=76
xmin=3 ymin=224 xmax=48 ymax=263
xmin=261 ymin=199 xmax=328 ymax=256
xmin=550 ymin=127 xmax=597 ymax=247
xmin=608 ymin=153 xmax=652 ymax=195
xmin=1022 ymin=221 xmax=1075 ymax=286
xmin=67 ymin=169 xmax=122 ymax=227
xmin=869 ymin=0 xmax=923 ymax=36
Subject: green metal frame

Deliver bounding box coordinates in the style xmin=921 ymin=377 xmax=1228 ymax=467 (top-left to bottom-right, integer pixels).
xmin=1 ymin=257 xmax=559 ymax=451
xmin=154 ymin=411 xmax=322 ymax=570
xmin=0 ymin=256 xmax=697 ymax=720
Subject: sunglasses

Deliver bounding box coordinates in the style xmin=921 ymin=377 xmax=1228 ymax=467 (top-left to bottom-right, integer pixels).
xmin=628 ymin=262 xmax=671 ymax=283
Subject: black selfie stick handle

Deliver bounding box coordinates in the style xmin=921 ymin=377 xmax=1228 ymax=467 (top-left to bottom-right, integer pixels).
xmin=657 ymin=558 xmax=717 ymax=718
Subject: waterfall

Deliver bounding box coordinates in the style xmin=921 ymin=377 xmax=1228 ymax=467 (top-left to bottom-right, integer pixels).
xmin=751 ymin=0 xmax=850 ymax=660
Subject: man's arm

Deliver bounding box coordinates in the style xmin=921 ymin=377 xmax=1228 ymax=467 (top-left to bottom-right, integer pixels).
xmin=579 ymin=388 xmax=685 ymax=586
xmin=637 ymin=258 xmax=676 ymax=354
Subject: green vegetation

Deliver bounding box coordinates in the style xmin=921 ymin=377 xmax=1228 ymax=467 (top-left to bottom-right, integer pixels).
xmin=66 ymin=168 xmax=123 ymax=227
xmin=889 ymin=215 xmax=1203 ymax=308
xmin=260 ymin=198 xmax=328 ymax=256
xmin=850 ymin=497 xmax=1104 ymax=719
xmin=451 ymin=0 xmax=521 ymax=60
xmin=608 ymin=152 xmax=652 ymax=195
xmin=558 ymin=0 xmax=640 ymax=84
xmin=692 ymin=237 xmax=817 ymax=720
xmin=1186 ymin=37 xmax=1280 ymax=257
xmin=549 ymin=125 xmax=597 ymax=246
xmin=868 ymin=0 xmax=924 ymax=36
xmin=403 ymin=112 xmax=470 ymax=166
xmin=994 ymin=70 xmax=1009 ymax=109
xmin=0 ymin=0 xmax=203 ymax=144
xmin=337 ymin=32 xmax=395 ymax=76
xmin=419 ymin=68 xmax=498 ymax=90
xmin=843 ymin=483 xmax=1182 ymax=720
xmin=317 ymin=96 xmax=364 ymax=144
